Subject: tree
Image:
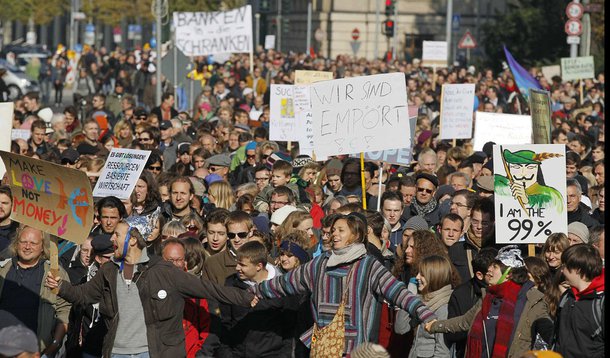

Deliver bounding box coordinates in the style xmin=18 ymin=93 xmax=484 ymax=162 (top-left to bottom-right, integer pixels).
xmin=0 ymin=0 xmax=67 ymax=25
xmin=590 ymin=0 xmax=604 ymax=73
xmin=481 ymin=0 xmax=570 ymax=72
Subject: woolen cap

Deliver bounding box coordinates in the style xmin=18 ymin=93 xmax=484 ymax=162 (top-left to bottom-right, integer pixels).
xmin=270 ymin=205 xmax=298 ymax=226
xmin=568 ymin=222 xmax=590 ymax=244
xmin=0 ymin=325 xmax=39 ymax=355
xmin=325 ymin=159 xmax=343 ymax=177
xmin=402 ymin=215 xmax=429 ymax=231
xmin=160 ymin=120 xmax=172 ymax=130
xmin=205 ymin=153 xmax=231 ymax=167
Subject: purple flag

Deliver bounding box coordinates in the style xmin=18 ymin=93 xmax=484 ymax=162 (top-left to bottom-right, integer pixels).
xmin=503 ymin=45 xmax=542 ymax=100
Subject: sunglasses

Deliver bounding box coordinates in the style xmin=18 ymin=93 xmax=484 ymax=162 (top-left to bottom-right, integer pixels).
xmin=417 ymin=187 xmax=434 ymax=194
xmin=247 ymin=154 xmax=256 ymax=159
xmin=147 ymin=165 xmax=162 ymax=172
xmin=227 ymin=232 xmax=248 ymax=239
xmin=139 ymin=137 xmax=151 ymax=142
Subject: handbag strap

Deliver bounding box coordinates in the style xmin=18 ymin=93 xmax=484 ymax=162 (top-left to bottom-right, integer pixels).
xmin=340 ymin=262 xmax=358 ymax=304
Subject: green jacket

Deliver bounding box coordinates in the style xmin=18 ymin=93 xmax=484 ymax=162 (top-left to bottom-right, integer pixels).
xmin=0 ymin=258 xmax=72 ymax=351
xmin=495 ymin=175 xmax=564 ymax=213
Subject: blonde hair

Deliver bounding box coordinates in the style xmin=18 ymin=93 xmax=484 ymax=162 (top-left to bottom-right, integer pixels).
xmin=113 ymin=120 xmax=133 ymax=140
xmin=10 ymin=225 xmax=50 ymax=260
xmin=208 ymin=181 xmax=235 ymax=210
xmin=275 ymin=210 xmax=312 ymax=247
xmin=162 ymin=220 xmax=187 ymax=238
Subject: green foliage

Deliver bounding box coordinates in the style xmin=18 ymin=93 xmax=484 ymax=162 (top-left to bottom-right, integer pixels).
xmin=0 ymin=0 xmax=68 ymax=24
xmin=481 ymin=0 xmax=571 ymax=72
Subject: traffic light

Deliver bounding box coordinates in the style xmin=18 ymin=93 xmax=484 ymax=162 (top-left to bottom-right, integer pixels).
xmin=384 ymin=19 xmax=394 ymax=37
xmin=282 ymin=18 xmax=291 ymax=34
xmin=385 ymin=0 xmax=395 ymax=17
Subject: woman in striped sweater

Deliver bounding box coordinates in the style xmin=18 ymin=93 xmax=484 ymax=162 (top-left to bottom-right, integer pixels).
xmin=251 ymin=213 xmax=437 ymax=355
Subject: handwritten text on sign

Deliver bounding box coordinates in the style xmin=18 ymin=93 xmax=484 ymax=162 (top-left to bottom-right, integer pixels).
xmin=93 ymin=148 xmax=151 ymax=200
xmin=311 ymin=73 xmax=410 ymax=157
xmin=439 ymin=83 xmax=475 ymax=140
xmin=173 ymin=5 xmax=252 ymax=56
xmin=493 ymin=144 xmax=567 ymax=244
xmin=473 ymin=112 xmax=532 ymax=151
xmin=0 ymin=151 xmax=93 ymax=244
xmin=269 ymin=85 xmax=298 ymax=141
xmin=560 ymin=56 xmax=594 ymax=81
xmin=529 ymin=89 xmax=552 ymax=144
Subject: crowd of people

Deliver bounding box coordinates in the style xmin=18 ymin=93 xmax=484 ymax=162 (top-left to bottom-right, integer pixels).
xmin=0 ymin=44 xmax=605 ymax=358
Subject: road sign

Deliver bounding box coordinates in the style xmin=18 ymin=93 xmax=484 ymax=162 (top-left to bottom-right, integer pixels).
xmin=566 ymin=2 xmax=585 ymax=19
xmin=351 ymin=28 xmax=360 ymax=41
xmin=567 ymin=35 xmax=581 ymax=44
xmin=452 ymin=14 xmax=460 ymax=31
xmin=565 ymin=19 xmax=583 ymax=36
xmin=458 ymin=31 xmax=477 ymax=49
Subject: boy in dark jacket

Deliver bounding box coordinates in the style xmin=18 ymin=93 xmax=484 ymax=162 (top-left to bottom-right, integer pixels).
xmin=219 ymin=241 xmax=298 ymax=358
xmin=555 ymin=244 xmax=605 ymax=358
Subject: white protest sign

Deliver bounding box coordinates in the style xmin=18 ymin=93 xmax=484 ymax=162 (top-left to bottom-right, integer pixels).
xmin=11 ymin=129 xmax=31 ymax=141
xmin=473 ymin=112 xmax=532 ymax=151
xmin=293 ymin=72 xmax=332 ymax=159
xmin=493 ymin=144 xmax=567 ymax=244
xmin=293 ymin=85 xmax=311 ymax=112
xmin=422 ymin=41 xmax=448 ymax=67
xmin=0 ymin=103 xmax=14 ymax=178
xmin=173 ymin=5 xmax=253 ymax=56
xmin=93 ymin=148 xmax=151 ymax=199
xmin=439 ymin=83 xmax=475 ymax=140
xmin=269 ymin=85 xmax=297 ymax=141
xmin=561 ymin=56 xmax=595 ymax=81
xmin=541 ymin=65 xmax=561 ymax=81
xmin=310 ymin=72 xmax=410 ymax=158
xmin=264 ymin=35 xmax=275 ymax=49
xmin=294 ymin=70 xmax=333 ymax=85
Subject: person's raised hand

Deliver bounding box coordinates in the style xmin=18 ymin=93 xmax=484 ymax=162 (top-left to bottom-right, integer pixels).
xmin=424 ymin=319 xmax=437 ymax=333
xmin=45 ymin=272 xmax=61 ymax=290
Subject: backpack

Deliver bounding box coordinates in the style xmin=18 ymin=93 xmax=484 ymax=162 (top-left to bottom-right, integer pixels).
xmin=591 ymin=293 xmax=604 ymax=340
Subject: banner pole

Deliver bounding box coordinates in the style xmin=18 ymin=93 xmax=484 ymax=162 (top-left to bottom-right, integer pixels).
xmin=249 ymin=49 xmax=254 ymax=77
xmin=377 ymin=161 xmax=383 ymax=212
xmin=579 ymin=79 xmax=584 ymax=105
xmin=50 ymin=235 xmax=59 ymax=295
xmin=360 ymin=152 xmax=367 ymax=209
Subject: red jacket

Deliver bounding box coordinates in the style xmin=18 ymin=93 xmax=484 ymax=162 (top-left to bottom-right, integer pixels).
xmin=183 ymin=298 xmax=211 ymax=358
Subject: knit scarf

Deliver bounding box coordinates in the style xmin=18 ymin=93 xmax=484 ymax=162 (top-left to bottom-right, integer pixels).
xmin=412 ymin=198 xmax=437 ymax=216
xmin=327 ymin=243 xmax=367 ymax=268
xmin=423 ymin=284 xmax=453 ymax=312
xmin=467 ymin=280 xmax=521 ymax=358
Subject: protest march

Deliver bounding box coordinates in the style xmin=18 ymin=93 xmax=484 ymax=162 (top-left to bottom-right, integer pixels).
xmin=0 ymin=3 xmax=605 ymax=358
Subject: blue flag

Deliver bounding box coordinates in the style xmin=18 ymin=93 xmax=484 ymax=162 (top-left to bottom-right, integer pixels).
xmin=503 ymin=45 xmax=542 ymax=100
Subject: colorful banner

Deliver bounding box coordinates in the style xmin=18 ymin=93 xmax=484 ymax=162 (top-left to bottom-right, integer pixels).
xmin=173 ymin=5 xmax=252 ymax=56
xmin=493 ymin=144 xmax=567 ymax=244
xmin=503 ymin=46 xmax=542 ymax=100
xmin=0 ymin=151 xmax=93 ymax=244
xmin=93 ymin=148 xmax=151 ymax=200
xmin=529 ymin=89 xmax=552 ymax=144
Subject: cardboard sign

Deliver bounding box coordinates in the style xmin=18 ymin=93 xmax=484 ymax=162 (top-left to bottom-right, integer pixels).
xmin=264 ymin=35 xmax=275 ymax=50
xmin=294 ymin=70 xmax=333 ymax=85
xmin=541 ymin=65 xmax=561 ymax=81
xmin=493 ymin=144 xmax=567 ymax=244
xmin=529 ymin=89 xmax=552 ymax=144
xmin=561 ymin=56 xmax=595 ymax=81
xmin=422 ymin=41 xmax=448 ymax=67
xmin=93 ymin=148 xmax=151 ymax=200
xmin=0 ymin=151 xmax=93 ymax=244
xmin=473 ymin=112 xmax=532 ymax=151
xmin=439 ymin=83 xmax=475 ymax=140
xmin=310 ymin=72 xmax=410 ymax=158
xmin=0 ymin=103 xmax=14 ymax=178
xmin=269 ymin=85 xmax=297 ymax=141
xmin=173 ymin=5 xmax=253 ymax=56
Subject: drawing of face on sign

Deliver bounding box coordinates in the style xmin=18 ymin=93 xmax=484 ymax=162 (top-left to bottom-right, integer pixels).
xmin=494 ymin=148 xmax=564 ymax=214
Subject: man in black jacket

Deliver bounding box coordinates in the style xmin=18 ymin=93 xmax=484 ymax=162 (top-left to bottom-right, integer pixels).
xmin=46 ymin=220 xmax=254 ymax=357
xmin=566 ymin=178 xmax=599 ymax=228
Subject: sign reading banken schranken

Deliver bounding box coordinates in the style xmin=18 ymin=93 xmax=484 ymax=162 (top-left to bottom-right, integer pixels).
xmin=310 ymin=73 xmax=410 ymax=158
xmin=174 ymin=5 xmax=252 ymax=57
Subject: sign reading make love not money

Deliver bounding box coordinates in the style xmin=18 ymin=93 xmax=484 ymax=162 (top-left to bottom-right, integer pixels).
xmin=174 ymin=5 xmax=252 ymax=56
xmin=493 ymin=144 xmax=567 ymax=244
xmin=93 ymin=148 xmax=151 ymax=200
xmin=0 ymin=151 xmax=93 ymax=244
xmin=311 ymin=72 xmax=410 ymax=158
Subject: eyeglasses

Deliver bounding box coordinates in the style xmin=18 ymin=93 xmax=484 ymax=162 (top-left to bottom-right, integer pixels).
xmin=166 ymin=257 xmax=185 ymax=264
xmin=247 ymin=154 xmax=256 ymax=159
xmin=417 ymin=187 xmax=434 ymax=194
xmin=227 ymin=232 xmax=248 ymax=239
xmin=450 ymin=201 xmax=469 ymax=208
xmin=147 ymin=165 xmax=162 ymax=172
xmin=270 ymin=200 xmax=289 ymax=206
